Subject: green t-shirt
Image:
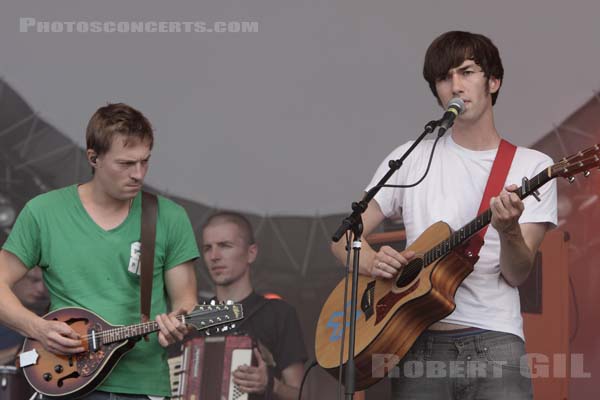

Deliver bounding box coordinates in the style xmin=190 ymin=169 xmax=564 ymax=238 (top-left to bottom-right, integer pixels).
xmin=2 ymin=185 xmax=199 ymax=396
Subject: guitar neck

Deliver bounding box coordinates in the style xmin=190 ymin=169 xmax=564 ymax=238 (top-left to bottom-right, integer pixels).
xmin=100 ymin=303 xmax=243 ymax=344
xmin=423 ymin=167 xmax=553 ymax=266
xmin=101 ymin=317 xmax=184 ymax=344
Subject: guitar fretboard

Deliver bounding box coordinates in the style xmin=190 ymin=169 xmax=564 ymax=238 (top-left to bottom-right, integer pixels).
xmin=422 ymin=168 xmax=551 ymax=267
xmin=95 ymin=305 xmax=241 ymax=345
xmin=100 ymin=320 xmax=164 ymax=344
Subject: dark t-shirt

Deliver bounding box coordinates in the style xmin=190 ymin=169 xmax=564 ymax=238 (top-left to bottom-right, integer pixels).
xmin=178 ymin=292 xmax=307 ymax=400
xmin=231 ymin=292 xmax=307 ymax=377
xmin=0 ymin=325 xmax=23 ymax=365
xmin=197 ymin=292 xmax=307 ymax=400
xmin=0 ymin=325 xmax=23 ymax=350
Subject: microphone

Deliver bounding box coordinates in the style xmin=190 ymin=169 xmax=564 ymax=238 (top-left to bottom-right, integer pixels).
xmin=437 ymin=98 xmax=465 ymax=137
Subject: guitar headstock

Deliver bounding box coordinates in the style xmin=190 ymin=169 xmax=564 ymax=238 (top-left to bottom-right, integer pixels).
xmin=185 ymin=303 xmax=244 ymax=332
xmin=551 ymin=144 xmax=600 ymax=182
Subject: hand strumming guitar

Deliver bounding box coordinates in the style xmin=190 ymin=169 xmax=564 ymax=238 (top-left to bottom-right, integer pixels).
xmin=370 ymin=247 xmax=415 ymax=279
xmin=30 ymin=317 xmax=84 ymax=355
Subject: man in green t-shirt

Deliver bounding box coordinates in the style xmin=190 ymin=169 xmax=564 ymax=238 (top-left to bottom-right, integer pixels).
xmin=0 ymin=103 xmax=200 ymax=399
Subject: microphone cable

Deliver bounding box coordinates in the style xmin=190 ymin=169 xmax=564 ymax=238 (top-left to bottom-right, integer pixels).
xmin=367 ymin=132 xmax=443 ymax=194
xmin=297 ymin=360 xmax=319 ymax=400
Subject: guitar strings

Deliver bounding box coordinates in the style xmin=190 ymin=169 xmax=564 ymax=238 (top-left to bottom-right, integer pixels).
xmin=76 ymin=308 xmax=237 ymax=342
xmin=78 ymin=309 xmax=229 ymax=341
xmin=423 ymin=146 xmax=600 ymax=266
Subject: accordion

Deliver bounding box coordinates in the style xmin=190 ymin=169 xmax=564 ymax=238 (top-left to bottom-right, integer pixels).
xmin=170 ymin=335 xmax=255 ymax=400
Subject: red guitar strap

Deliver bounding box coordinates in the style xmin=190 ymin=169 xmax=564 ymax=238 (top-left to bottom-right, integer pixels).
xmin=464 ymin=139 xmax=517 ymax=258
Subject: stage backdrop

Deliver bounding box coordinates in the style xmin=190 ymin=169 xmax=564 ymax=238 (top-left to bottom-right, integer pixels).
xmin=2 ymin=0 xmax=600 ymax=216
xmin=2 ymin=78 xmax=600 ymax=398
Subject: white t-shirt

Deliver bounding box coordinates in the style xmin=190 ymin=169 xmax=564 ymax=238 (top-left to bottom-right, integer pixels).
xmin=366 ymin=134 xmax=558 ymax=340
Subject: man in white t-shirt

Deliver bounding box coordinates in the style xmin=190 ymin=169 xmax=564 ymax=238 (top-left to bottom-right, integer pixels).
xmin=332 ymin=31 xmax=557 ymax=399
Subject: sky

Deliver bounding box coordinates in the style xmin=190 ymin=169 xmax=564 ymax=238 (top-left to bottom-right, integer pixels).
xmin=2 ymin=0 xmax=599 ymax=215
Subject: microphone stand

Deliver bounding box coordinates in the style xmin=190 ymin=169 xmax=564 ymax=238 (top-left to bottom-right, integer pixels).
xmin=331 ymin=119 xmax=439 ymax=399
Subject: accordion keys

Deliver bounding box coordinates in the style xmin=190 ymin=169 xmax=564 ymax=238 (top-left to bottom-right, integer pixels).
xmin=169 ymin=335 xmax=254 ymax=400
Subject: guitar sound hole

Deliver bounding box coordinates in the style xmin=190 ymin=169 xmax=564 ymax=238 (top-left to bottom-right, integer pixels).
xmin=64 ymin=318 xmax=89 ymax=326
xmin=57 ymin=371 xmax=79 ymax=387
xmin=396 ymin=258 xmax=424 ymax=288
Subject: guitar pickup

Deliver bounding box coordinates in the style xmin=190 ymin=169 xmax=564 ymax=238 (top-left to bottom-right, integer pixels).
xmin=90 ymin=329 xmax=99 ymax=352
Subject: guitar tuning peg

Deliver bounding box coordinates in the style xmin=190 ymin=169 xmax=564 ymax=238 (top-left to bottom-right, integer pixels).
xmin=584 ymin=170 xmax=591 ymax=177
xmin=226 ymin=300 xmax=234 ymax=305
xmin=568 ymin=176 xmax=575 ymax=183
xmin=210 ymin=299 xmax=216 ymax=306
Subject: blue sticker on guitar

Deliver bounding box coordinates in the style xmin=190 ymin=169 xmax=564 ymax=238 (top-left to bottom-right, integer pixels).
xmin=325 ymin=301 xmax=363 ymax=343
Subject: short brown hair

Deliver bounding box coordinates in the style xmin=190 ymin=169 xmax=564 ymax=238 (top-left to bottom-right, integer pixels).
xmin=423 ymin=31 xmax=504 ymax=105
xmin=203 ymin=211 xmax=255 ymax=246
xmin=86 ymin=103 xmax=154 ymax=156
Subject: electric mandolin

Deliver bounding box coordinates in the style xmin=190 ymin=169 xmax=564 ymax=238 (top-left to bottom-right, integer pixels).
xmin=20 ymin=303 xmax=243 ymax=399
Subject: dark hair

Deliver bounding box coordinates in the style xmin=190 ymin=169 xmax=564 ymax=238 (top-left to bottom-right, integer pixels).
xmin=86 ymin=103 xmax=154 ymax=157
xmin=423 ymin=31 xmax=504 ymax=105
xmin=203 ymin=211 xmax=256 ymax=246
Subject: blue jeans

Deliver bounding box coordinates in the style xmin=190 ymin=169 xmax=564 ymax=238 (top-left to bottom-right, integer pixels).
xmin=389 ymin=330 xmax=532 ymax=400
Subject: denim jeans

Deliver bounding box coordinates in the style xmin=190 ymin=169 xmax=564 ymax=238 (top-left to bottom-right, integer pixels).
xmin=390 ymin=330 xmax=532 ymax=400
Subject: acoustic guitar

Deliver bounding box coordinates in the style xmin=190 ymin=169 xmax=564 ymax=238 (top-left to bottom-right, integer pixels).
xmin=315 ymin=144 xmax=600 ymax=390
xmin=20 ymin=303 xmax=243 ymax=399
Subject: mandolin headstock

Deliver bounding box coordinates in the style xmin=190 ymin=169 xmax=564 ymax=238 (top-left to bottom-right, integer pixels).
xmin=185 ymin=303 xmax=244 ymax=332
